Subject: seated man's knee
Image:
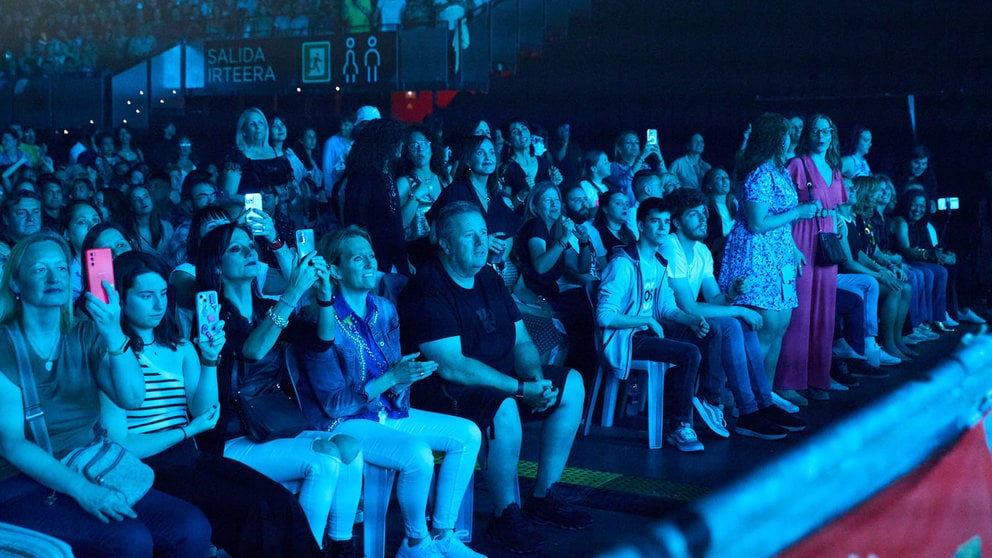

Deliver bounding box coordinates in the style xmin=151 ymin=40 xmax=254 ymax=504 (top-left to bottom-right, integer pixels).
xmin=563 ymin=369 xmax=585 ymax=401
xmin=330 ymin=434 xmax=362 ymax=464
xmin=493 ymin=398 xmax=522 ymax=440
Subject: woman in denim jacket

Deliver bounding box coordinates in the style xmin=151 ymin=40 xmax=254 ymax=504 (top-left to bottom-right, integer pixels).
xmin=296 ymin=226 xmax=485 ymax=558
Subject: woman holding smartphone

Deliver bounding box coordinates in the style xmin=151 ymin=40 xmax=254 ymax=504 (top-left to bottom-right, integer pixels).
xmin=103 ymin=251 xmax=323 ymax=557
xmin=295 ymin=226 xmax=484 ymax=558
xmin=195 ymin=223 xmax=363 ymax=557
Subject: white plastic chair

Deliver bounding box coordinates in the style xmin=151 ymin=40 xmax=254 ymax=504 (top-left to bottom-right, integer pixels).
xmin=583 ymin=281 xmax=668 ymax=449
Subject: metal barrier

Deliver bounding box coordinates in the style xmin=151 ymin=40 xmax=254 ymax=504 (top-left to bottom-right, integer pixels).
xmin=599 ymin=332 xmax=992 ymax=558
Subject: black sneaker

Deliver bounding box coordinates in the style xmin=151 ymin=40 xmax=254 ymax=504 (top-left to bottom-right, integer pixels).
xmin=523 ymin=483 xmax=593 ymax=530
xmin=849 ymin=360 xmax=890 ymax=378
xmin=325 ymin=538 xmax=356 ymax=558
xmin=734 ymin=411 xmax=788 ymax=440
xmin=831 ymin=360 xmax=861 ymax=387
xmin=759 ymin=405 xmax=806 ymax=432
xmin=487 ymin=503 xmax=546 ymax=554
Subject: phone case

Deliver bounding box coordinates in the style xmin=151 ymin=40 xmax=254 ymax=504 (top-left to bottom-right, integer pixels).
xmin=195 ymin=291 xmax=221 ymax=344
xmin=296 ymin=229 xmax=315 ymax=259
xmin=244 ymin=193 xmax=263 ymax=213
xmin=85 ymin=248 xmax=115 ymax=304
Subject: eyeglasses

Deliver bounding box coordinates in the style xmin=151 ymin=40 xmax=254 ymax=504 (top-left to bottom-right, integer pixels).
xmin=408 ymin=140 xmax=430 ymax=150
xmin=811 ymin=128 xmax=834 ymax=137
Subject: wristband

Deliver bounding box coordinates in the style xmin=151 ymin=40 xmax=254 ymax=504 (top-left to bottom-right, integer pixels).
xmin=269 ymin=237 xmax=284 ymax=250
xmin=266 ymin=307 xmax=290 ymax=329
xmin=180 ymin=426 xmax=188 ymax=441
xmin=514 ymin=380 xmax=525 ymax=398
xmin=107 ymin=336 xmax=132 ymax=356
xmin=199 ymin=356 xmax=220 ymax=367
xmin=316 ymin=298 xmax=333 ymax=307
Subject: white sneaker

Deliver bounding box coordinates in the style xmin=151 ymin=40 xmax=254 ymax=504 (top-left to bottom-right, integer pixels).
xmin=692 ymin=396 xmax=730 ymax=438
xmin=832 ymin=338 xmax=866 ymax=360
xmin=396 ymin=537 xmax=442 ymax=558
xmin=433 ymin=532 xmax=487 ymax=558
xmin=959 ymin=308 xmax=988 ymax=324
xmin=943 ymin=313 xmax=960 ymax=327
xmin=878 ymin=349 xmax=903 ymax=366
xmin=771 ymin=392 xmax=800 ymax=414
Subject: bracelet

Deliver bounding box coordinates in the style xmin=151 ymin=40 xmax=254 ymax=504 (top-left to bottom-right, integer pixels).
xmin=266 ymin=307 xmax=290 ymax=329
xmin=557 ymin=239 xmax=568 ymax=249
xmin=278 ymin=296 xmax=296 ymax=308
xmin=199 ymin=356 xmax=220 ymax=367
xmin=107 ymin=336 xmax=132 ymax=356
xmin=514 ymin=379 xmax=525 ymax=398
xmin=270 ymin=237 xmax=284 ymax=250
xmin=180 ymin=426 xmax=188 ymax=441
xmin=316 ymin=298 xmax=333 ymax=307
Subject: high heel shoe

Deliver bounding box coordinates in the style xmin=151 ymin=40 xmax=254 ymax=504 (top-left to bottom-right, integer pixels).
xmin=934 ymin=321 xmax=956 ymax=333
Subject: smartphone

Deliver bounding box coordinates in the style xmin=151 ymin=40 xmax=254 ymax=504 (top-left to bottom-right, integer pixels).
xmin=195 ymin=291 xmax=221 ymax=345
xmin=296 ymin=229 xmax=315 ymax=259
xmin=244 ymin=192 xmax=262 ymax=215
xmin=532 ymin=136 xmax=546 ymax=156
xmin=646 ymin=128 xmax=658 ymax=146
xmin=949 ymin=197 xmax=960 ymax=210
xmin=85 ymin=248 xmax=115 ymax=304
xmin=937 ymin=198 xmax=947 ymax=211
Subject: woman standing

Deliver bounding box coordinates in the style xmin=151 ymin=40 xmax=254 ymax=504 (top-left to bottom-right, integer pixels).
xmin=396 ymin=126 xmax=446 ymax=243
xmin=700 ymin=166 xmax=737 ymax=275
xmin=115 ymin=126 xmax=144 ymax=165
xmin=195 ymin=223 xmax=363 ymax=556
xmin=125 ymin=184 xmax=174 ymax=256
xmin=499 ymin=119 xmax=561 ymax=209
xmin=0 ymin=232 xmax=211 ymax=557
xmin=105 ymin=251 xmax=324 ymax=557
xmin=840 ymin=126 xmax=872 ymax=180
xmin=222 ymin=107 xmax=293 ymax=197
xmin=579 ymin=149 xmax=611 ymax=209
xmin=718 ymin=113 xmax=818 ymax=408
xmin=297 ymin=227 xmax=484 ymax=558
xmin=778 ymin=114 xmax=848 ymax=405
xmin=430 ymin=135 xmax=520 ymax=270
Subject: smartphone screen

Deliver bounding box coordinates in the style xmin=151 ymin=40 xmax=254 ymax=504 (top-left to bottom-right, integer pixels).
xmin=532 ymin=136 xmax=546 ymax=156
xmin=937 ymin=198 xmax=947 ymax=211
xmin=195 ymin=291 xmax=220 ymax=345
xmin=85 ymin=248 xmax=115 ymax=304
xmin=949 ymin=197 xmax=960 ymax=210
xmin=296 ymin=229 xmax=315 ymax=260
xmin=244 ymin=193 xmax=263 ymax=215
xmin=646 ymin=129 xmax=658 ymax=145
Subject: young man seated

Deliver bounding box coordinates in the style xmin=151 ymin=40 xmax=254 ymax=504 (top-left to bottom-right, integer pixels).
xmin=399 ymin=202 xmax=592 ymax=555
xmin=658 ymin=188 xmax=806 ymax=439
xmin=596 ymin=197 xmax=706 ymax=452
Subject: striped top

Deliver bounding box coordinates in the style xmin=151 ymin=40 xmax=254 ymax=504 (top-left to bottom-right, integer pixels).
xmin=126 ymin=352 xmax=189 ymax=434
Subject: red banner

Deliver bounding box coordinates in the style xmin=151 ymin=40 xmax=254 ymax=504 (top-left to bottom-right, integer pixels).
xmin=781 ymin=417 xmax=992 ymax=557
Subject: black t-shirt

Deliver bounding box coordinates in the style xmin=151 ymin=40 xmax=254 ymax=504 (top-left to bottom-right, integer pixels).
xmin=428 ymin=180 xmax=521 ymax=240
xmin=399 ymin=257 xmax=521 ymax=376
xmin=516 ymin=217 xmax=563 ymax=300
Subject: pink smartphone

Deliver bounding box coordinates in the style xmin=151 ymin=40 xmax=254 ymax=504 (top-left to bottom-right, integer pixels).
xmin=195 ymin=291 xmax=221 ymax=345
xmin=85 ymin=248 xmax=115 ymax=304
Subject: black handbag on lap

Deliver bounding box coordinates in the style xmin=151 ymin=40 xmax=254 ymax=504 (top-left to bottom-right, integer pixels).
xmin=231 ymin=348 xmax=310 ymax=443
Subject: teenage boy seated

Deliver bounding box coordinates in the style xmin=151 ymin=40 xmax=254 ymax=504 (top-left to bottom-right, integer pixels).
xmin=596 ymin=197 xmax=706 ymax=452
xmin=658 ymin=188 xmax=806 ymax=439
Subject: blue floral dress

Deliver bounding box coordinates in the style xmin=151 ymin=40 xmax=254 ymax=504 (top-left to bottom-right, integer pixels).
xmin=718 ymin=161 xmax=799 ymax=311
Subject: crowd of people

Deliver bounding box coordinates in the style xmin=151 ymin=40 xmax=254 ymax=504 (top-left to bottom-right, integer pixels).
xmin=0 ymin=103 xmax=986 ymax=557
xmin=0 ymin=0 xmax=482 ymax=80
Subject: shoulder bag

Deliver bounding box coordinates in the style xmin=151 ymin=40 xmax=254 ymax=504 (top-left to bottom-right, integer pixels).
xmin=231 ymin=345 xmax=310 ymax=443
xmin=800 ymin=160 xmax=847 ymax=267
xmin=10 ymin=326 xmax=154 ymax=507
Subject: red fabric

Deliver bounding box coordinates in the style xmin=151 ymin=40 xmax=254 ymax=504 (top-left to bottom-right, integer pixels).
xmin=781 ymin=418 xmax=992 ymax=557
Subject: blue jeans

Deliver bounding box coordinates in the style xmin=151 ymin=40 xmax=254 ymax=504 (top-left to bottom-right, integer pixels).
xmin=663 ymin=316 xmax=771 ymax=415
xmin=0 ymin=474 xmax=211 ymax=558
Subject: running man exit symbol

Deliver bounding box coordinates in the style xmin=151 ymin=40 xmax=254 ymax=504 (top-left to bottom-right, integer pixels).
xmin=302 ymin=41 xmax=330 ymax=83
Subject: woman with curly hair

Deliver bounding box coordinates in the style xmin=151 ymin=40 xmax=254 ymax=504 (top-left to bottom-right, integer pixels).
xmin=340 ymin=118 xmax=410 ymax=275
xmin=718 ymin=113 xmax=818 ymax=409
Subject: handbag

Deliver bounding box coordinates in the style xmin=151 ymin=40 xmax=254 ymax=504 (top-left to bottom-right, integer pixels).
xmin=800 ymin=160 xmax=847 ymax=267
xmin=9 ymin=326 xmax=154 ymax=507
xmin=231 ymin=347 xmax=310 ymax=443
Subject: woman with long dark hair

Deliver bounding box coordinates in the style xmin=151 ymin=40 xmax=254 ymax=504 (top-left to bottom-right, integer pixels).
xmin=104 ymin=251 xmax=323 ymax=557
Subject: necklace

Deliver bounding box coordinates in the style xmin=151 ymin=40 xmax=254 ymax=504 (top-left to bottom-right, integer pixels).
xmin=472 ymin=183 xmax=490 ymax=205
xmin=333 ymin=305 xmax=383 ymax=383
xmin=27 ymin=333 xmax=62 ymax=372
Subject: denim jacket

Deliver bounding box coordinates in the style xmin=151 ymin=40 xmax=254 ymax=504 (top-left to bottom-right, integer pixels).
xmin=296 ymin=293 xmax=409 ymax=431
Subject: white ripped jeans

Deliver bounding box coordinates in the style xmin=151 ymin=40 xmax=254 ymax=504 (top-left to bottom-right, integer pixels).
xmin=330 ymin=408 xmax=482 ymax=541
